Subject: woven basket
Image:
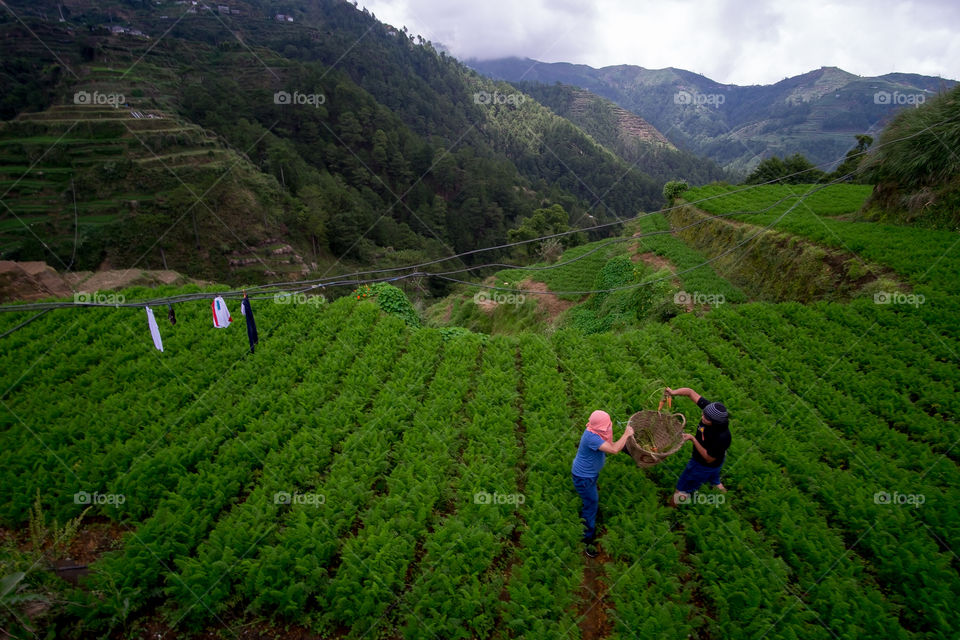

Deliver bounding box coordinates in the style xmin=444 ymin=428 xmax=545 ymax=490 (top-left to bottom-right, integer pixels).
xmin=624 ymin=399 xmax=687 ymax=468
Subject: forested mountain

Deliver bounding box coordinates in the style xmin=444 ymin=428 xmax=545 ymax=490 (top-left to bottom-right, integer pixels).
xmin=0 ymin=0 xmax=694 ymax=286
xmin=514 ymin=82 xmax=727 ymax=185
xmin=469 ymin=57 xmax=957 ymax=174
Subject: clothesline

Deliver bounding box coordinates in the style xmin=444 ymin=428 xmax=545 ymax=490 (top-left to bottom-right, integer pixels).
xmin=0 ymin=273 xmax=409 ymax=313
xmin=141 ymin=293 xmax=258 ymax=354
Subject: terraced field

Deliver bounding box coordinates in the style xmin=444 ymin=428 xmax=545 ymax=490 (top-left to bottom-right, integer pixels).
xmin=2 ymin=218 xmax=958 ymax=640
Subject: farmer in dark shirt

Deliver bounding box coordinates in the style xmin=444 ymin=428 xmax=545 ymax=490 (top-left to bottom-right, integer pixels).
xmin=666 ymin=387 xmax=731 ymax=506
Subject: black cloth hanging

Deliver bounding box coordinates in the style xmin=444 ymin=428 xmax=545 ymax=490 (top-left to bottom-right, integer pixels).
xmin=167 ymin=304 xmax=177 ymax=325
xmin=241 ymin=296 xmax=258 ymax=354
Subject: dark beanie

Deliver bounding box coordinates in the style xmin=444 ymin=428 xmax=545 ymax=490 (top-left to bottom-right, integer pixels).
xmin=704 ymin=402 xmax=728 ymax=424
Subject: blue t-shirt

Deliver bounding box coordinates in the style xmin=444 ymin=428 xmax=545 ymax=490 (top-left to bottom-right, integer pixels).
xmin=572 ymin=430 xmax=606 ymax=478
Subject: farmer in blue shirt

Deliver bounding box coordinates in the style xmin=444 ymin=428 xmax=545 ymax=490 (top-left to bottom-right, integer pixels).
xmin=667 ymin=387 xmax=731 ymax=507
xmin=571 ymin=410 xmax=634 ymax=557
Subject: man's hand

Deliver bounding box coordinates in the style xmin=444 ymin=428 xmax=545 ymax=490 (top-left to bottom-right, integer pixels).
xmin=683 ymin=433 xmax=715 ymax=462
xmin=666 ymin=387 xmax=702 ymax=404
xmin=599 ymin=425 xmax=635 ymax=454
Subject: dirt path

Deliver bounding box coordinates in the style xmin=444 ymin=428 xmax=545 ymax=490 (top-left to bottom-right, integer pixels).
xmin=577 ymin=548 xmax=614 ymax=639
xmin=472 ymin=278 xmax=576 ymax=325
xmin=517 ymin=278 xmax=576 ymax=320
xmin=629 ymin=247 xmax=681 ymax=284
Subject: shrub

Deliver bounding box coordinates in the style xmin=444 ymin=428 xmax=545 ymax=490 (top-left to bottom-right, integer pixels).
xmin=663 ymin=180 xmax=689 ymax=201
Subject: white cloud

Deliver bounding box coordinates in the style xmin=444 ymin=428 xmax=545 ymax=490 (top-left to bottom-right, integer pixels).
xmin=364 ymin=0 xmax=602 ymax=62
xmin=360 ymin=0 xmax=960 ymax=84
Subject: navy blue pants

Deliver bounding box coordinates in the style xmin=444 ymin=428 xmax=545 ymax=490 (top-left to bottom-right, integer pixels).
xmin=572 ymin=474 xmax=598 ymax=542
xmin=676 ymin=458 xmax=723 ymax=493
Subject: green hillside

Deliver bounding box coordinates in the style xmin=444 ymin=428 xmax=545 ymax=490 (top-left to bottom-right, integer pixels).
xmin=427 ymin=183 xmax=904 ymax=336
xmin=861 ymin=84 xmax=960 ymax=230
xmin=683 ymin=183 xmax=959 ymax=297
xmin=1 ymin=254 xmax=958 ymax=638
xmin=513 ymin=82 xmax=729 ymax=185
xmin=0 ymin=102 xmax=302 ymax=281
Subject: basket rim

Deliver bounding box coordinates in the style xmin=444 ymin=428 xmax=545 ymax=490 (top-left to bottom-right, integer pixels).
xmin=626 ymin=409 xmax=686 ymax=455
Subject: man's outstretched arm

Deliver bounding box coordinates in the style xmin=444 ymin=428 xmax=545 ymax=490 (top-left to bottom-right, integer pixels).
xmin=666 ymin=387 xmax=702 ymax=404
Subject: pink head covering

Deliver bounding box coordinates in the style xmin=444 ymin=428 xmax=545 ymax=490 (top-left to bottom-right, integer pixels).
xmin=586 ymin=410 xmax=613 ymax=443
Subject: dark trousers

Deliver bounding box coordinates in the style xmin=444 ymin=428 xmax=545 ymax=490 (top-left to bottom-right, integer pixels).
xmin=572 ymin=474 xmax=598 ymax=542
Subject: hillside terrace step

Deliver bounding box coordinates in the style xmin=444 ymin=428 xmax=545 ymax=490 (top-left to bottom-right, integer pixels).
xmin=0 ymin=179 xmax=56 ymax=190
xmin=0 ymin=167 xmax=74 ymax=175
xmin=133 ymin=148 xmax=231 ymax=163
xmin=0 ymin=138 xmax=128 ymax=147
xmin=18 ymin=109 xmax=128 ymax=120
xmin=14 ymin=113 xmax=164 ymax=123
xmin=16 ymin=108 xmax=169 ymax=120
xmin=66 ymin=145 xmax=126 ymax=156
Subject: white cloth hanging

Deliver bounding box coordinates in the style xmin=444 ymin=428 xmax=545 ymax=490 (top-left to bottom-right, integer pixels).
xmin=211 ymin=296 xmax=233 ymax=328
xmin=145 ymin=306 xmax=163 ymax=351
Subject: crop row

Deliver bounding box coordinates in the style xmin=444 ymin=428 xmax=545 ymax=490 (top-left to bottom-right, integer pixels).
xmin=74 ymin=302 xmax=400 ymax=631
xmin=501 ymin=334 xmax=591 ymax=637
xmin=0 ymin=284 xmax=225 ymax=401
xmin=107 ymin=301 xmax=350 ymax=522
xmin=714 ymin=303 xmax=960 ymax=467
xmin=497 ymin=240 xmax=629 ymax=300
xmin=556 ymin=328 xmax=700 ymax=639
xmin=396 ymin=336 xmax=522 ymax=639
xmin=630 ymin=211 xmax=748 ymax=303
xmin=165 ymin=323 xmax=444 ymax=629
xmin=683 ymin=183 xmax=872 ymax=218
xmin=670 ymin=313 xmax=958 ymax=636
xmin=321 ymin=333 xmax=484 ymax=636
xmin=627 ymin=323 xmax=910 ymax=639
xmin=0 ymin=296 xmax=324 ymax=525
xmin=822 ymin=301 xmax=960 ymax=404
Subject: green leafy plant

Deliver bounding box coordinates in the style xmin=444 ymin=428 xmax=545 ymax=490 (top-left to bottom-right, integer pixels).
xmin=354 ymin=283 xmax=421 ymax=327
xmin=663 ymin=179 xmax=690 ymax=201
xmin=0 ymin=492 xmax=89 ymax=637
xmin=29 ymin=490 xmax=90 ymax=567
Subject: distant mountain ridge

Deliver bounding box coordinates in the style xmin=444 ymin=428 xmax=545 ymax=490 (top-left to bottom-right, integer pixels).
xmin=513 ymin=82 xmax=727 ymax=185
xmin=468 ymin=57 xmax=957 ymax=174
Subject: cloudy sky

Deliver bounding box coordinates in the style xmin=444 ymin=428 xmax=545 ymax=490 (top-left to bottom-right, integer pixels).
xmin=359 ymin=0 xmax=960 ymax=85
